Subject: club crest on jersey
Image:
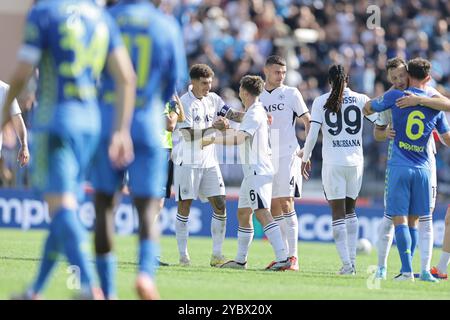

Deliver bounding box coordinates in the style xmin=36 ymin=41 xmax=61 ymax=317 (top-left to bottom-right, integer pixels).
xmin=279 ymin=94 xmax=285 ymax=100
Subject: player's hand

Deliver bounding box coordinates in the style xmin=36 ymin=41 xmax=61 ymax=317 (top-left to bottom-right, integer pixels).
xmin=300 ymin=160 xmax=311 ymax=181
xmin=396 ymin=92 xmax=419 ymax=108
xmin=296 ymin=148 xmax=304 ymax=158
xmin=17 ymin=144 xmax=30 ymax=167
xmin=387 ymin=127 xmax=396 ymax=139
xmin=212 ymin=117 xmax=229 ymax=130
xmin=201 ymin=136 xmax=215 ymax=148
xmin=109 ymin=130 xmax=134 ymax=168
xmin=267 ymin=114 xmax=273 ymax=125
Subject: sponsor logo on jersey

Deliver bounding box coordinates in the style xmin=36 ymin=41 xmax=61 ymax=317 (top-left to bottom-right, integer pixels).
xmin=264 ymin=103 xmax=285 ymax=112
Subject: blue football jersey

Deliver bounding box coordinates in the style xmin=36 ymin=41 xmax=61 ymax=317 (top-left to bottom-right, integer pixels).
xmin=371 ymin=87 xmax=450 ymax=168
xmin=19 ymin=0 xmax=123 ymax=135
xmin=99 ymin=0 xmax=187 ymax=144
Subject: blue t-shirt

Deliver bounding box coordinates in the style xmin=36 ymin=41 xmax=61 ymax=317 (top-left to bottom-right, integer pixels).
xmin=99 ymin=0 xmax=187 ymax=145
xmin=20 ymin=0 xmax=123 ymax=135
xmin=371 ymin=87 xmax=450 ymax=168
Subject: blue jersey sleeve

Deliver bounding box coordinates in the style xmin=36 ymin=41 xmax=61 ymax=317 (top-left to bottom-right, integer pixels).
xmin=18 ymin=6 xmax=48 ymax=65
xmin=104 ymin=12 xmax=124 ymax=54
xmin=371 ymin=90 xmax=403 ymax=112
xmin=436 ymin=111 xmax=450 ymax=134
xmin=163 ymin=20 xmax=188 ymax=102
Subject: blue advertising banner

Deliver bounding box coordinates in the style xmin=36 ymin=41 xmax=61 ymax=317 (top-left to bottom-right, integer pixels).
xmin=0 ymin=189 xmax=448 ymax=246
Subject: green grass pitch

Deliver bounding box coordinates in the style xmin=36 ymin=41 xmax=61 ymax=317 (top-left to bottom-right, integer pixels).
xmin=0 ymin=229 xmax=449 ymax=300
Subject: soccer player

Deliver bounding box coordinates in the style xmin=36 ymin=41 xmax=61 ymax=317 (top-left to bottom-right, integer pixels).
xmin=2 ymin=0 xmax=135 ymax=299
xmin=156 ymin=95 xmax=185 ymax=267
xmin=364 ymin=58 xmax=450 ymax=282
xmin=203 ymin=75 xmax=290 ymax=270
xmin=172 ymin=64 xmax=230 ymax=267
xmin=372 ymin=57 xmax=450 ymax=280
xmin=91 ymin=0 xmax=187 ymax=299
xmin=301 ymin=64 xmax=376 ymax=275
xmin=259 ymin=55 xmax=310 ymax=271
xmin=0 ymin=80 xmax=29 ymax=171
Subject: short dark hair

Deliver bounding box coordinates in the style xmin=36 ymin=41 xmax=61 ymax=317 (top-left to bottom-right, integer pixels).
xmin=265 ymin=55 xmax=286 ymax=67
xmin=407 ymin=58 xmax=431 ymax=80
xmin=386 ymin=57 xmax=407 ymax=71
xmin=240 ymin=75 xmax=264 ymax=97
xmin=189 ymin=64 xmax=214 ymax=80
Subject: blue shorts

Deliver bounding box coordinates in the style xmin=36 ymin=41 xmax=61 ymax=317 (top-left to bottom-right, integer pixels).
xmin=32 ymin=131 xmax=99 ymax=200
xmin=385 ymin=166 xmax=431 ymax=216
xmin=91 ymin=138 xmax=167 ymax=198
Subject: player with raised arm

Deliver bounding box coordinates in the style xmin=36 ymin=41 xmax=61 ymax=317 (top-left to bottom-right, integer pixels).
xmin=173 ymin=64 xmax=232 ymax=267
xmin=257 ymin=55 xmax=310 ymax=271
xmin=203 ymin=75 xmax=290 ymax=271
xmin=364 ymin=58 xmax=450 ymax=282
xmin=2 ymin=0 xmax=136 ymax=299
xmin=373 ymin=57 xmax=450 ymax=280
xmin=301 ymin=65 xmax=377 ymax=275
xmin=91 ymin=0 xmax=187 ymax=299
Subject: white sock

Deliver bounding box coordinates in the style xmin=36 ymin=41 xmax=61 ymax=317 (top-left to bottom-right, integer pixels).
xmin=235 ymin=227 xmax=254 ymax=263
xmin=345 ymin=212 xmax=358 ymax=266
xmin=437 ymin=251 xmax=450 ymax=274
xmin=377 ymin=214 xmax=394 ymax=268
xmin=274 ymin=215 xmax=289 ymax=254
xmin=284 ymin=211 xmax=299 ymax=258
xmin=175 ymin=213 xmax=189 ymax=257
xmin=263 ymin=222 xmax=288 ymax=262
xmin=332 ymin=219 xmax=351 ymax=266
xmin=211 ymin=212 xmax=227 ymax=256
xmin=418 ymin=215 xmax=433 ymax=272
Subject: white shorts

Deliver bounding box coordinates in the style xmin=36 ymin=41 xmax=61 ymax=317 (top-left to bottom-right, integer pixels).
xmin=322 ymin=164 xmax=363 ymax=200
xmin=174 ymin=164 xmax=225 ymax=202
xmin=238 ymin=175 xmax=273 ymax=210
xmin=272 ymin=153 xmax=302 ymax=198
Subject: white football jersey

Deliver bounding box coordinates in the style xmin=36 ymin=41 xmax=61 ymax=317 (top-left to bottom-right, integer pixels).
xmin=0 ymin=80 xmax=22 ymax=153
xmin=311 ymin=87 xmax=370 ymax=166
xmin=172 ymin=87 xmax=225 ymax=168
xmin=239 ymin=101 xmax=274 ymax=177
xmin=260 ymin=85 xmax=309 ymax=158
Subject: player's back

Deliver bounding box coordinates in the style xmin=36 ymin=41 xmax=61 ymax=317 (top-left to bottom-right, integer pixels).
xmin=27 ymin=0 xmax=113 ymax=134
xmin=312 ymin=87 xmax=369 ymax=166
xmin=101 ymin=1 xmax=185 ymax=145
xmin=389 ymin=87 xmax=442 ymax=168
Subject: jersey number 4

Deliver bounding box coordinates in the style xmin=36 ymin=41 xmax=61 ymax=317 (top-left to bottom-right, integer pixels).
xmin=324 ymin=105 xmax=361 ymax=136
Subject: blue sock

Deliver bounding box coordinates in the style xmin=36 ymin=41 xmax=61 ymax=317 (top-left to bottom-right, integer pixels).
xmin=409 ymin=227 xmax=418 ymax=259
xmin=58 ymin=208 xmax=95 ymax=289
xmin=395 ymin=224 xmax=413 ymax=273
xmin=96 ymin=254 xmax=117 ymax=299
xmin=139 ymin=240 xmax=159 ymax=278
xmin=31 ymin=214 xmax=64 ymax=294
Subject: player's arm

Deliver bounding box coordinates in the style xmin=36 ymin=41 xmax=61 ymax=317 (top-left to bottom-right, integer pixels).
xmin=300 ymin=121 xmax=320 ymax=180
xmin=300 ymin=112 xmax=311 ymax=136
xmin=202 ymin=129 xmax=247 ymax=146
xmin=363 ymin=100 xmax=375 ymax=116
xmin=373 ymin=124 xmax=395 ymax=142
xmin=11 ymin=113 xmax=29 ymax=167
xmin=173 ymin=94 xmax=185 ymax=122
xmin=396 ymin=94 xmax=450 ymax=111
xmin=438 ymin=131 xmax=450 ymax=147
xmin=217 ymin=104 xmax=245 ymax=123
xmin=106 ymin=46 xmax=137 ymax=168
xmin=1 ymin=62 xmax=34 ymax=130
